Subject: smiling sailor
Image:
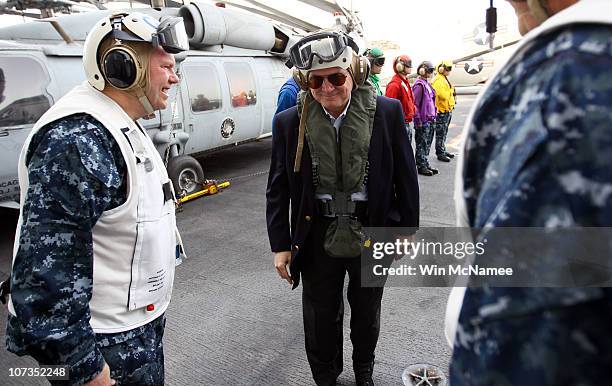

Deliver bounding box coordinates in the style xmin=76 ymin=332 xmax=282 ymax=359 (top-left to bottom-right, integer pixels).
xmin=5 ymin=12 xmax=188 ymax=385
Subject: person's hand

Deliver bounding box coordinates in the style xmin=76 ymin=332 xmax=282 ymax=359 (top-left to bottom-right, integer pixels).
xmin=85 ymin=363 xmax=115 ymax=386
xmin=274 ymin=251 xmax=293 ymax=285
xmin=394 ymin=234 xmax=416 ymax=261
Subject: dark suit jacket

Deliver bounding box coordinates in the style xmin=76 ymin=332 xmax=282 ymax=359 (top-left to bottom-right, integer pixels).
xmin=266 ymin=95 xmax=419 ymax=288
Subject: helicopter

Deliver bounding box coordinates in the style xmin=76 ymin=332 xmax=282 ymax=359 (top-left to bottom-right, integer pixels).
xmin=447 ymin=19 xmax=520 ymax=89
xmin=0 ymin=0 xmax=365 ymax=208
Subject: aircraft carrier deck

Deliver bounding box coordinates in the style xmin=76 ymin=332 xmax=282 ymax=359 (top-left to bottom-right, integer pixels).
xmin=0 ymin=94 xmax=478 ymax=385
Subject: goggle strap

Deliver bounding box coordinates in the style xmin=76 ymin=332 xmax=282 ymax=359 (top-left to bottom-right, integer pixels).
xmin=151 ymin=34 xmax=160 ymax=49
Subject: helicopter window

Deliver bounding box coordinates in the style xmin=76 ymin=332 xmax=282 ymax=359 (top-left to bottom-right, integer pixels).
xmin=224 ymin=62 xmax=257 ymax=108
xmin=0 ymin=56 xmax=51 ymax=127
xmin=184 ymin=64 xmax=222 ymax=113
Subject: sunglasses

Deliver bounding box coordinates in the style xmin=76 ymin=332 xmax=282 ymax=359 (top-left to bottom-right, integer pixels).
xmin=442 ymin=65 xmax=453 ymax=71
xmin=308 ymin=72 xmax=348 ymax=89
xmin=373 ymin=57 xmax=385 ymax=66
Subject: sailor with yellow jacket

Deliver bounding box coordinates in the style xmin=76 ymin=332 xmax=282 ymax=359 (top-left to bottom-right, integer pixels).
xmin=431 ymin=60 xmax=456 ymax=162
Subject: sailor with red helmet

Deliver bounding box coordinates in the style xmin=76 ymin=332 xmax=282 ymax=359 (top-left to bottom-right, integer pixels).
xmin=385 ymin=55 xmax=417 ymax=144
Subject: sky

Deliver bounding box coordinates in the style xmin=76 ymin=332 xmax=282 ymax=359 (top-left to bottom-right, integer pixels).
xmin=350 ymin=0 xmax=518 ymax=58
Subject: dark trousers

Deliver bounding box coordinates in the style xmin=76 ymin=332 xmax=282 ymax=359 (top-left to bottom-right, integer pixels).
xmin=301 ymin=217 xmax=384 ymax=386
xmin=415 ymin=122 xmax=434 ymax=168
xmin=435 ymin=112 xmax=452 ymax=156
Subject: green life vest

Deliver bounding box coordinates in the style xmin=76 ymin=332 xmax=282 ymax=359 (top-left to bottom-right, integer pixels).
xmin=296 ymin=84 xmax=377 ymax=257
xmin=369 ymin=74 xmax=383 ymax=96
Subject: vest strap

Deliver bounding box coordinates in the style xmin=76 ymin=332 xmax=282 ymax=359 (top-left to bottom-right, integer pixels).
xmin=162 ymin=181 xmax=174 ymax=202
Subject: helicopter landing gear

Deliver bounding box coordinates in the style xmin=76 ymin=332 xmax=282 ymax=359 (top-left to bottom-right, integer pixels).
xmin=167 ymin=155 xmax=204 ymax=196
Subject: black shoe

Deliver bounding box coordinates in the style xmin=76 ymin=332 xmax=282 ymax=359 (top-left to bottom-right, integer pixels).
xmin=429 ymin=167 xmax=439 ymax=175
xmin=437 ymin=154 xmax=451 ymax=162
xmin=355 ymin=362 xmax=374 ymax=386
xmin=445 ymin=151 xmax=455 ymax=158
xmin=356 ymin=377 xmax=374 ymax=386
xmin=418 ymin=166 xmax=434 ymax=176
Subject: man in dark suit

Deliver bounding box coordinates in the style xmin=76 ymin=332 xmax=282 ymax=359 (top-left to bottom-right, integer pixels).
xmin=266 ymin=31 xmax=419 ymax=386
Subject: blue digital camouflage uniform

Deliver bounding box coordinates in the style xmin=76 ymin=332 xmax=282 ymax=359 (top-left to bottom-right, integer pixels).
xmin=450 ymin=25 xmax=612 ymax=385
xmin=434 ymin=111 xmax=451 ymax=156
xmin=6 ymin=113 xmax=165 ymax=385
xmin=414 ymin=122 xmax=434 ymax=169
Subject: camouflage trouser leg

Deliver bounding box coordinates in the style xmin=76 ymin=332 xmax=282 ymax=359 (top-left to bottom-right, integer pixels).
xmin=425 ymin=120 xmax=435 ymax=157
xmin=435 ymin=112 xmax=452 ymax=156
xmin=405 ymin=122 xmax=413 ymax=145
xmin=97 ymin=315 xmax=166 ymax=386
xmin=415 ymin=122 xmax=433 ymax=168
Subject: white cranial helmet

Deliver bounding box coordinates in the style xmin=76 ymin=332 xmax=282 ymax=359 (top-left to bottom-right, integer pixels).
xmin=83 ymin=12 xmax=188 ymax=91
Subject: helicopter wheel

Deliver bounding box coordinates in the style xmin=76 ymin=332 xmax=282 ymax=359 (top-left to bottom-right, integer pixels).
xmin=167 ymin=155 xmax=205 ymax=196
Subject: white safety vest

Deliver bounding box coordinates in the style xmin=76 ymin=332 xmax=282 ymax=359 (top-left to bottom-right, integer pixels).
xmin=446 ymin=0 xmax=612 ymax=347
xmin=9 ymin=82 xmax=182 ymax=333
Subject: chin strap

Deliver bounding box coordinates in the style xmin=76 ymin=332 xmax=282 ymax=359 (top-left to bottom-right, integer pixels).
xmin=133 ymin=86 xmax=155 ymax=117
xmin=294 ymin=92 xmax=311 ymax=173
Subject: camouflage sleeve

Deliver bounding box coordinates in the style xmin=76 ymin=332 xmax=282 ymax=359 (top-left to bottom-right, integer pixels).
xmin=538 ymin=32 xmax=612 ymax=224
xmin=6 ymin=114 xmax=126 ymax=385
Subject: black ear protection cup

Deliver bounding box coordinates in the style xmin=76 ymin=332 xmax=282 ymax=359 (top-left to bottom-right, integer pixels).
xmin=101 ymin=45 xmax=145 ymax=90
xmin=292 ymin=67 xmax=309 ymax=91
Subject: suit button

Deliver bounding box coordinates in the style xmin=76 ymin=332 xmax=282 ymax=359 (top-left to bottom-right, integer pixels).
xmin=294 ymin=244 xmax=299 ymax=251
xmin=305 ymin=215 xmax=311 ymax=221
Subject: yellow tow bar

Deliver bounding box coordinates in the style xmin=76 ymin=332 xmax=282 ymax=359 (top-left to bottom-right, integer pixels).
xmin=177 ymin=181 xmax=230 ymax=204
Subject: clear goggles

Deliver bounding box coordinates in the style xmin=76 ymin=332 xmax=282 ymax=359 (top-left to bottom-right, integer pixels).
xmin=152 ymin=17 xmax=189 ymax=54
xmin=112 ymin=15 xmax=189 ymax=54
xmin=289 ymin=32 xmax=358 ymax=70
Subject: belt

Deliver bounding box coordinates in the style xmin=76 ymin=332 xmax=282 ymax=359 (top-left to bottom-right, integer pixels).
xmin=316 ymin=199 xmax=368 ymax=219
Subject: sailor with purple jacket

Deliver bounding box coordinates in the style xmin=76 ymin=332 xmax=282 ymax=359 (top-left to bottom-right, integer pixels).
xmin=412 ymin=61 xmax=438 ymax=176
